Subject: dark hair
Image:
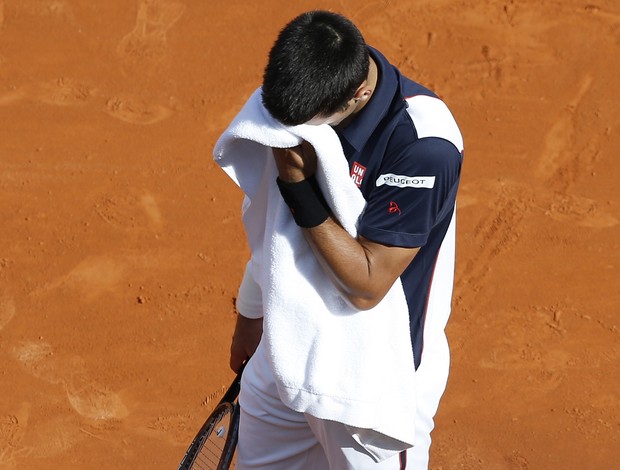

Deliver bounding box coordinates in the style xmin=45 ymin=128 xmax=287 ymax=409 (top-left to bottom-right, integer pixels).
xmin=262 ymin=11 xmax=369 ymax=126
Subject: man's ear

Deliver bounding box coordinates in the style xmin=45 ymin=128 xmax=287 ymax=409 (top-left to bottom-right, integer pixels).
xmin=353 ymin=82 xmax=373 ymax=103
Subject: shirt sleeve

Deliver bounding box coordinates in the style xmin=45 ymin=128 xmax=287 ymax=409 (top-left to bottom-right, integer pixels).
xmin=236 ymin=259 xmax=264 ymax=319
xmin=358 ymin=136 xmax=462 ymax=248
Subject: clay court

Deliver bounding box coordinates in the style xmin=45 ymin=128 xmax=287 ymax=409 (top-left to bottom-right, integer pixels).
xmin=1 ymin=0 xmax=619 ymax=468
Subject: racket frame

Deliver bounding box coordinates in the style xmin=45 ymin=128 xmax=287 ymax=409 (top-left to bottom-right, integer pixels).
xmin=178 ymin=364 xmax=245 ymax=470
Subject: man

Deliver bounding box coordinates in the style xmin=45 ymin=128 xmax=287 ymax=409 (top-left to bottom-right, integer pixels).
xmin=228 ymin=10 xmax=463 ymax=469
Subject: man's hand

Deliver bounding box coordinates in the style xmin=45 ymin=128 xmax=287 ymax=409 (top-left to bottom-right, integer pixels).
xmin=230 ymin=314 xmax=263 ymax=372
xmin=273 ymin=141 xmax=317 ymax=182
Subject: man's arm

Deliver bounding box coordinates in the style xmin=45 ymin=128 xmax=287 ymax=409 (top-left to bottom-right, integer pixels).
xmin=230 ymin=261 xmax=264 ymax=372
xmin=305 ymin=221 xmax=419 ymax=309
xmin=273 ymin=142 xmax=419 ymax=310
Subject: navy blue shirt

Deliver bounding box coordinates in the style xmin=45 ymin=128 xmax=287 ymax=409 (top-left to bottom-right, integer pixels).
xmin=335 ymin=47 xmax=463 ymax=368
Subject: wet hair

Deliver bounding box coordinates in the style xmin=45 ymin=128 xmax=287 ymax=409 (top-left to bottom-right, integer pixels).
xmin=261 ymin=10 xmax=369 ymax=126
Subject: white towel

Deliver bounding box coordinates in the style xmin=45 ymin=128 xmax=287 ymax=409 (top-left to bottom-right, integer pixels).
xmin=213 ymin=88 xmax=417 ymax=456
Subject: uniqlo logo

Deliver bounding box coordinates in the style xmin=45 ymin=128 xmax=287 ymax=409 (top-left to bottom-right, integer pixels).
xmin=350 ymin=162 xmax=366 ymax=188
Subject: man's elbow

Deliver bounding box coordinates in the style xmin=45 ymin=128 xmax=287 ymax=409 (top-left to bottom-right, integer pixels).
xmin=341 ymin=278 xmax=394 ymax=311
xmin=346 ymin=292 xmax=384 ymax=311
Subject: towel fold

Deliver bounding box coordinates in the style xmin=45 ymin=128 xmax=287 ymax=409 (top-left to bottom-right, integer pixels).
xmin=213 ymin=88 xmax=417 ymax=453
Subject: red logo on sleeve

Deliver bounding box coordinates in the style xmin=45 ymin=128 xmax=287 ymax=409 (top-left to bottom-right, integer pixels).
xmin=388 ymin=201 xmax=401 ymax=215
xmin=350 ymin=162 xmax=366 ymax=188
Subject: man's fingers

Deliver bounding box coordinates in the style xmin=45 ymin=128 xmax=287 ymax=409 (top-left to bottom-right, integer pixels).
xmin=230 ymin=349 xmax=246 ymax=373
xmin=229 ymin=315 xmax=263 ymax=372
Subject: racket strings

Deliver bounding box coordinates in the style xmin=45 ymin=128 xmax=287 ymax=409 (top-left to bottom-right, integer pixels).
xmin=180 ymin=366 xmax=244 ymax=470
xmin=191 ymin=406 xmax=234 ymax=469
xmin=193 ymin=436 xmax=226 ymax=469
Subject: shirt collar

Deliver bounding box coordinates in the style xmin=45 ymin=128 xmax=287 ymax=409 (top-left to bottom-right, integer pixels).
xmin=337 ymin=46 xmax=401 ymax=153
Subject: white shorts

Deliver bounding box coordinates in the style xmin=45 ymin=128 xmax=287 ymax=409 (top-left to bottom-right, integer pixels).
xmin=236 ymin=335 xmax=450 ymax=470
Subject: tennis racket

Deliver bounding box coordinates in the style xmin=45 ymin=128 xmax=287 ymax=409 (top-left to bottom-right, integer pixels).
xmin=178 ymin=364 xmax=245 ymax=470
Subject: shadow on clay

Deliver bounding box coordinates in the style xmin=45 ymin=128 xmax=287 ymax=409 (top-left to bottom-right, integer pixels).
xmin=116 ymin=0 xmax=186 ymax=71
xmin=0 ymin=297 xmax=16 ymax=331
xmin=10 ymin=341 xmax=128 ymax=421
xmin=0 ymin=1 xmax=180 ymax=126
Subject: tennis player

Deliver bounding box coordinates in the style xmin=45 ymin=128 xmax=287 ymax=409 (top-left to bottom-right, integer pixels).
xmin=229 ymin=10 xmax=463 ymax=469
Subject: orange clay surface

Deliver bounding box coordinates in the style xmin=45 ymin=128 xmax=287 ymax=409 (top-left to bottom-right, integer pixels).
xmin=1 ymin=1 xmax=619 ymax=468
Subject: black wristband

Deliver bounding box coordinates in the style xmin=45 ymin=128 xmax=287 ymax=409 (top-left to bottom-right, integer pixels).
xmin=276 ymin=175 xmax=330 ymax=228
